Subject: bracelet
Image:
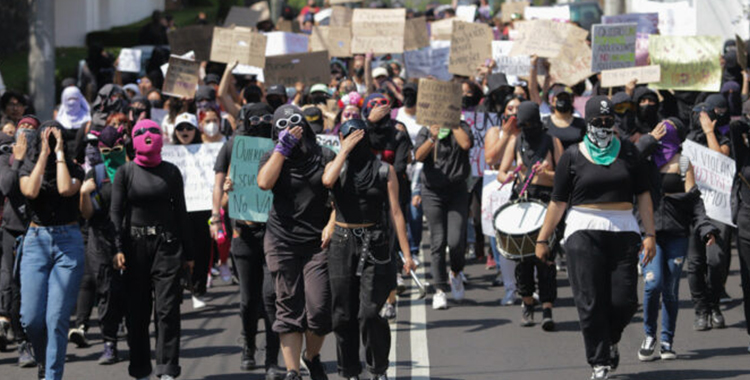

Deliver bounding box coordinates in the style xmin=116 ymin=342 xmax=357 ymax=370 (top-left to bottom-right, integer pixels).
xmin=645 ymin=233 xmax=655 ymax=238
xmin=55 ymin=160 xmax=65 ymax=164
xmin=535 ymin=240 xmax=549 ymax=245
xmin=56 ymin=151 xmax=64 ymax=161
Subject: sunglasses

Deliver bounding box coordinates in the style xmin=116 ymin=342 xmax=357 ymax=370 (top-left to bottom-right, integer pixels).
xmin=133 ymin=127 xmax=161 ymax=137
xmin=342 ymin=111 xmax=361 ymax=119
xmin=130 ymin=107 xmax=147 ymax=115
xmin=0 ymin=145 xmax=11 ymax=154
xmin=175 ymin=124 xmax=196 ymax=132
xmin=614 ymin=103 xmax=634 ymax=114
xmin=367 ymin=98 xmax=389 ymax=109
xmin=99 ymin=146 xmax=124 ymax=154
xmin=275 ymin=114 xmax=304 ymax=129
xmin=589 ymin=117 xmax=615 ymax=128
xmin=249 ymin=114 xmax=274 ymax=125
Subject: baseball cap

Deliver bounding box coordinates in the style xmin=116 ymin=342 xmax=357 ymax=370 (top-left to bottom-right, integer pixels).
xmin=175 ymin=112 xmax=198 ymax=128
xmin=267 ymin=84 xmax=286 ymax=96
xmin=372 ymin=67 xmax=388 ymax=79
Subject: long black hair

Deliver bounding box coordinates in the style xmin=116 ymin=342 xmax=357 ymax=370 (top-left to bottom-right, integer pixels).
xmin=24 ymin=121 xmax=74 ymax=189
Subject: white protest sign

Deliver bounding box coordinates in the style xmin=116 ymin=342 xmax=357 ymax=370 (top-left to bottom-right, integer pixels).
xmin=404 ymin=40 xmax=451 ymax=81
xmin=481 ymin=170 xmax=513 ymax=237
xmin=161 ymin=142 xmax=224 ymax=212
xmin=492 ymin=41 xmax=530 ymax=76
xmin=316 ymin=134 xmax=340 ymax=153
xmin=264 ymin=32 xmax=309 ymax=56
xmin=455 ymin=5 xmax=477 ymax=22
xmin=231 ymin=64 xmax=265 ymax=82
xmin=117 ymin=48 xmax=142 ymax=73
xmin=524 ymin=5 xmax=570 ymax=21
xmin=682 ymin=140 xmax=736 ymax=227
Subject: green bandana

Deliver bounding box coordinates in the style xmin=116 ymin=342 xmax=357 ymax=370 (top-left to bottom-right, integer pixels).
xmin=438 ymin=128 xmax=451 ymax=140
xmin=584 ymin=135 xmax=620 ymax=166
xmin=101 ymin=150 xmax=127 ymax=182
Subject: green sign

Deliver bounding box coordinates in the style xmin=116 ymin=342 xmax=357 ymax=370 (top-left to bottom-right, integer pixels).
xmin=229 ymin=136 xmax=275 ymax=222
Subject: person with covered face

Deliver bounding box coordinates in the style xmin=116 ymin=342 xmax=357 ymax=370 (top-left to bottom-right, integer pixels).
xmin=634 ymin=87 xmax=662 ymax=134
xmin=636 ymin=117 xmax=718 ymax=362
xmin=414 ymin=108 xmax=472 ymax=310
xmin=497 ymin=101 xmax=559 ymax=329
xmin=214 ymin=103 xmax=285 ymax=379
xmin=19 ymin=121 xmax=86 ymax=380
xmin=535 ymin=96 xmax=656 ymax=380
xmin=543 ymin=86 xmax=585 ymax=160
xmin=56 ymin=86 xmax=91 ymax=131
xmin=257 ymin=105 xmax=335 ymax=380
xmin=110 ymin=119 xmax=194 ymax=380
xmin=71 ymin=125 xmax=129 ymax=364
xmin=321 ymin=118 xmax=416 ymax=380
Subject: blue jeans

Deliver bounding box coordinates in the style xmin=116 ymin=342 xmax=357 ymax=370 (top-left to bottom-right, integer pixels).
xmin=490 ymin=237 xmax=516 ymax=294
xmin=641 ymin=235 xmax=688 ymax=344
xmin=20 ymin=225 xmax=84 ymax=380
xmin=407 ymin=201 xmax=423 ymax=255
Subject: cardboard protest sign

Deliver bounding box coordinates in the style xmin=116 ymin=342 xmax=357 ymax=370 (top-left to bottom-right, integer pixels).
xmin=211 ymin=27 xmax=267 ymax=68
xmin=162 ymin=55 xmax=200 ymax=98
xmin=501 ymin=1 xmax=529 ymax=23
xmin=167 ymin=25 xmax=213 ymax=62
xmin=277 ymin=20 xmax=301 ymax=33
xmin=550 ymin=39 xmax=592 ymax=86
xmin=449 ymin=21 xmax=493 ymax=77
xmin=309 ymin=26 xmax=329 ymax=53
xmin=328 ymin=26 xmax=352 ymax=57
xmin=232 ymin=64 xmax=265 ymax=82
xmin=416 ymin=78 xmax=462 ymax=127
xmin=510 ymin=20 xmax=577 ymax=58
xmin=600 ymin=65 xmax=661 ymax=88
xmin=351 ymin=9 xmax=406 ymax=54
xmin=264 ymin=51 xmax=331 ymax=88
xmin=591 ymin=23 xmax=637 ymax=72
xmin=648 ymin=35 xmax=722 ymax=92
xmin=404 ymin=40 xmax=452 ymax=81
xmin=682 ymin=140 xmax=737 ymax=227
xmin=462 ymin=111 xmax=498 ymax=177
xmin=737 ymin=35 xmax=748 ymax=70
xmin=224 ymin=6 xmax=262 ymax=28
xmin=117 ymin=48 xmax=142 ymax=73
xmin=330 ymin=6 xmax=353 ymax=27
xmin=316 ymin=135 xmax=341 ymax=153
xmin=162 ymin=142 xmax=223 ymax=212
xmin=229 ymin=136 xmax=275 ymax=222
xmin=265 ymin=32 xmax=309 ymax=56
xmin=455 ymin=5 xmax=477 ymax=22
xmin=404 ymin=17 xmax=430 ymax=51
xmin=481 ymin=170 xmax=513 ymax=236
xmin=331 ymin=0 xmax=362 ymax=4
xmin=430 ymin=18 xmax=453 ymax=41
xmin=251 ymin=1 xmax=271 ymax=22
xmin=524 ymin=5 xmax=570 ymax=21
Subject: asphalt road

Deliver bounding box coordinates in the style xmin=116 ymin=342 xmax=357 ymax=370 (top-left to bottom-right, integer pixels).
xmin=1 ymin=236 xmax=749 ymax=380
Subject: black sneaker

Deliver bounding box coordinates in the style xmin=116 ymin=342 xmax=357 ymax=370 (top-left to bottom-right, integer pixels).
xmin=541 ymin=308 xmax=555 ymax=331
xmin=610 ymin=343 xmax=619 ymax=371
xmin=302 ymin=351 xmax=328 ymax=380
xmin=0 ymin=319 xmax=9 ymax=351
xmin=18 ymin=341 xmax=37 ymax=368
xmin=660 ymin=341 xmax=676 ymax=360
xmin=711 ymin=308 xmax=726 ymax=329
xmin=720 ymin=290 xmax=732 ymax=304
xmin=97 ymin=341 xmax=118 ymax=365
xmin=520 ymin=303 xmax=534 ymax=327
xmin=68 ymin=325 xmax=89 ymax=348
xmin=284 ymin=370 xmax=303 ymax=380
xmin=693 ymin=313 xmax=712 ymax=331
xmin=241 ymin=342 xmax=257 ymax=370
xmin=266 ymin=365 xmax=286 ymax=380
xmin=38 ymin=362 xmax=45 ymax=379
xmin=638 ymin=335 xmax=657 ymax=361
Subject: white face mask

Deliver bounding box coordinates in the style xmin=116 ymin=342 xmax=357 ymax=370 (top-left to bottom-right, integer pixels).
xmin=203 ymin=121 xmax=220 ymax=137
xmin=66 ymin=98 xmax=81 ymax=114
xmin=587 ymin=124 xmax=614 ymax=149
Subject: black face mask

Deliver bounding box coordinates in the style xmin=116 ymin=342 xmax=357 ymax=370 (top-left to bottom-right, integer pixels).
xmin=267 ymin=97 xmax=285 ymax=111
xmin=403 ymin=92 xmax=417 ymax=108
xmin=715 ymin=111 xmax=730 ymax=127
xmin=356 ymin=67 xmax=365 ymax=78
xmin=555 ymin=99 xmax=572 ymax=113
xmin=522 ymin=123 xmax=544 ymax=141
xmin=462 ymin=95 xmax=480 ymax=109
xmin=638 ymin=104 xmax=658 ymax=123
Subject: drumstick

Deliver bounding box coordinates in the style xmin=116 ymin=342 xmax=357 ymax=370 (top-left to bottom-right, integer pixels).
xmin=399 ymin=251 xmax=427 ymax=299
xmin=499 ymin=165 xmax=523 ymax=189
xmin=518 ymin=161 xmax=540 ymax=198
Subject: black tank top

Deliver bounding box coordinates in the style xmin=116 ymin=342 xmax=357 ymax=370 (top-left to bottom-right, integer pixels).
xmin=332 ymin=161 xmax=389 ymax=224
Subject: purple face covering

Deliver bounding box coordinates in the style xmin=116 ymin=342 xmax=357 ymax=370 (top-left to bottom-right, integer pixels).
xmin=131 ymin=119 xmax=163 ymax=167
xmin=653 ymin=121 xmax=681 ymax=168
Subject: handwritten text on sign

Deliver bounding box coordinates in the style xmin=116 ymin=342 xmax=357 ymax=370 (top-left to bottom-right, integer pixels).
xmin=591 ymin=23 xmax=637 ymax=72
xmin=351 ymin=9 xmax=405 ymax=54
xmin=229 ymin=136 xmax=276 ymax=222
xmin=449 ymin=21 xmax=493 ymax=77
xmin=162 ymin=55 xmax=200 ymax=98
xmin=416 ymin=78 xmax=462 ymax=128
xmin=599 ymin=65 xmax=661 ymax=88
xmin=162 ymin=142 xmax=224 ymax=212
xmin=682 ymin=140 xmax=736 ymax=227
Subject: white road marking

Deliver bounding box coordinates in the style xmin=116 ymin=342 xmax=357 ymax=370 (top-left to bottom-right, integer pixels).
xmin=409 ymin=263 xmax=431 ymax=380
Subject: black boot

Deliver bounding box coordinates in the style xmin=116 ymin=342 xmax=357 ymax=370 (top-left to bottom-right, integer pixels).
xmin=693 ymin=312 xmax=712 ymax=331
xmin=711 ymin=307 xmax=726 ymax=329
xmin=241 ymin=342 xmax=257 ymax=370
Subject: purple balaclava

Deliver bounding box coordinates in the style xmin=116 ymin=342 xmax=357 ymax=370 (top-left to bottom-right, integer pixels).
xmin=131 ymin=119 xmax=163 ymax=167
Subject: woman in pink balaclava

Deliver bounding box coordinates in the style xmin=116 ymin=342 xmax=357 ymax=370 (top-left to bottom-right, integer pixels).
xmin=110 ymin=119 xmax=194 ymax=380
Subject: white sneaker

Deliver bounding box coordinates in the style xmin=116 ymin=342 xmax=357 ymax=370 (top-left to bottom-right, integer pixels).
xmin=210 ymin=267 xmax=220 ymax=276
xmin=590 ymin=365 xmax=610 ymax=380
xmin=192 ymin=295 xmax=207 ymax=310
xmin=219 ymin=263 xmax=232 ymax=282
xmin=638 ymin=335 xmax=657 ymax=361
xmin=396 ymin=275 xmax=406 ymax=295
xmin=501 ymin=290 xmax=516 ymax=306
xmin=161 ymin=376 xmax=175 ymax=380
xmin=432 ymin=291 xmax=448 ymax=310
xmin=449 ymin=272 xmax=465 ymax=301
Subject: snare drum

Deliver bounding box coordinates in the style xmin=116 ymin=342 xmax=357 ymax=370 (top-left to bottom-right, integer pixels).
xmin=493 ymin=199 xmax=554 ymax=261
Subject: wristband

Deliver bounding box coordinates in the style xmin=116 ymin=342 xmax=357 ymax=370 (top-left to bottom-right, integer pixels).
xmin=535 ymin=240 xmax=549 ymax=245
xmin=645 ymin=233 xmax=655 ymax=238
xmin=56 ymin=151 xmax=64 ymax=161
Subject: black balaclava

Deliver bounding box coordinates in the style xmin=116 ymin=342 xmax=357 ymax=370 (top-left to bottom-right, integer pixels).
xmin=612 ymin=92 xmax=637 ymax=139
xmin=554 ymin=92 xmax=574 ymax=114
xmin=362 ymin=93 xmax=393 ymax=150
xmin=266 ymin=95 xmax=287 ymax=112
xmin=272 ymin=105 xmax=319 ymax=163
xmin=517 ymin=101 xmax=544 ymax=141
xmin=91 ymin=84 xmax=128 ymax=126
xmin=243 ymin=85 xmax=263 ymax=104
xmin=634 ymin=86 xmax=660 ymax=133
xmin=723 ymin=48 xmax=743 ymax=84
xmin=129 ymin=95 xmax=152 ymax=123
xmin=238 ymin=103 xmax=274 ymax=137
xmin=485 ymin=74 xmax=514 ymax=114
xmin=403 ymin=83 xmax=418 ymax=108
xmin=341 ymin=119 xmax=377 ymax=192
xmin=705 ymin=93 xmax=730 ymax=128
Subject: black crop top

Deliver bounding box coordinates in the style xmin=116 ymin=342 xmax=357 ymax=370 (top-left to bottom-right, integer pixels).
xmin=544 ymin=116 xmax=586 ymax=150
xmin=332 ymin=161 xmax=389 ymax=224
xmin=19 ymin=160 xmax=85 ymax=226
xmin=551 ymin=140 xmax=649 ymax=205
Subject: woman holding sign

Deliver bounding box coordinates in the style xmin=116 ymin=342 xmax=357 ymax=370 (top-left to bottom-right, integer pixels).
xmin=257 ymin=105 xmax=335 ymax=380
xmin=321 ymin=118 xmax=416 ymax=380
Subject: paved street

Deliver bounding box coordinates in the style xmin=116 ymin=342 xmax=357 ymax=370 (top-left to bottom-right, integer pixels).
xmin=1 ymin=240 xmax=749 ymax=380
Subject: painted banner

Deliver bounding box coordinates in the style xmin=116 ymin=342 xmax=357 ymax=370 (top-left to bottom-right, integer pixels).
xmin=162 ymin=55 xmax=200 ymax=98
xmin=682 ymin=140 xmax=736 ymax=227
xmin=117 ymin=48 xmax=142 ymax=73
xmin=599 ymin=65 xmax=661 ymax=88
xmin=462 ymin=111 xmax=499 ymax=177
xmin=416 ymin=78 xmax=462 ymax=128
xmin=351 ymin=9 xmax=406 ymax=54
xmin=404 ymin=40 xmax=452 ymax=81
xmin=481 ymin=170 xmax=513 ymax=237
xmin=449 ymin=21 xmax=493 ymax=77
xmin=648 ymin=35 xmax=723 ymax=92
xmin=161 ymin=142 xmax=224 ymax=212
xmin=591 ymin=23 xmax=637 ymax=72
xmin=229 ymin=136 xmax=276 ymax=222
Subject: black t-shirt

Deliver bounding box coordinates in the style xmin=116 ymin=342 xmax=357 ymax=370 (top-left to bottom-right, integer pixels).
xmin=551 ymin=139 xmax=649 ymax=205
xmin=544 ymin=116 xmax=586 ymax=150
xmin=415 ymin=122 xmax=473 ymax=190
xmin=19 ymin=160 xmax=85 ymax=226
xmin=0 ymin=154 xmax=30 ymax=233
xmin=332 ymin=161 xmax=388 ymax=224
xmin=260 ymin=148 xmax=335 ymax=246
xmin=213 ymin=137 xmax=234 ymax=174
